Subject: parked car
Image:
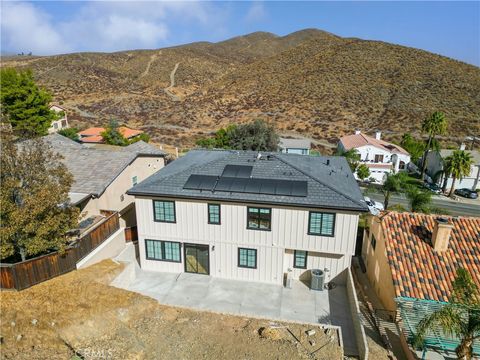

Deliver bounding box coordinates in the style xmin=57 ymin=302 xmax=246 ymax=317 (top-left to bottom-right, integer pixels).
xmin=423 ymin=182 xmax=442 ymax=194
xmin=364 ymin=196 xmax=385 ymax=215
xmin=454 ymin=188 xmax=479 ymax=199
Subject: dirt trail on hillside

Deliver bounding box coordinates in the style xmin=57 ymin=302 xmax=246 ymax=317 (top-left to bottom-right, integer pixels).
xmin=164 ymin=62 xmax=181 ymax=101
xmin=0 ymin=260 xmax=342 ymax=360
xmin=140 ymin=50 xmax=162 ymax=79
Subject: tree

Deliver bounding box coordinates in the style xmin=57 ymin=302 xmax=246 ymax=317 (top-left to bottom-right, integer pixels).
xmin=101 ymin=119 xmax=128 ymax=146
xmin=445 ymin=150 xmax=474 ymax=197
xmin=195 ymin=125 xmax=236 ymax=149
xmin=229 ymin=119 xmax=279 ymax=151
xmin=338 ymin=148 xmax=361 ymax=172
xmin=0 ymin=68 xmax=57 ymax=138
xmin=0 ymin=133 xmax=80 ymax=261
xmin=400 ymin=133 xmax=425 ymax=163
xmin=356 ymin=164 xmax=370 ymax=181
xmin=420 ymin=111 xmax=448 ymax=180
xmin=414 ymin=268 xmax=480 ymax=360
xmin=406 ymin=187 xmax=432 ymax=213
xmin=129 ymin=132 xmax=150 ymax=144
xmin=58 ymin=127 xmax=79 ymax=141
xmin=380 ymin=172 xmax=408 ymax=209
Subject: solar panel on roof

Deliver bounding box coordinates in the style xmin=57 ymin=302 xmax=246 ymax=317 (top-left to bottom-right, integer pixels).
xmin=215 ymin=177 xmax=235 ymax=191
xmin=222 ymin=165 xmax=253 ymax=178
xmin=230 ymin=178 xmax=248 ymax=192
xmin=275 ymin=180 xmax=293 ymax=196
xmin=290 ymin=181 xmax=308 ymax=197
xmin=210 ymin=177 xmax=307 ymax=197
xmin=245 ymin=178 xmax=262 ymax=193
xmin=260 ymin=180 xmax=276 ymax=195
xmin=183 ymin=174 xmax=217 ymax=191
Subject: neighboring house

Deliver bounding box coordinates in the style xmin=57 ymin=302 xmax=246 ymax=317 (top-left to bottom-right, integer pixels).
xmin=279 ymin=137 xmax=311 ymax=155
xmin=41 ymin=134 xmax=166 ymax=227
xmin=425 ymin=144 xmax=480 ymax=191
xmin=78 ymin=126 xmax=144 ymax=144
xmin=127 ymin=150 xmax=368 ymax=285
xmin=47 ymin=105 xmax=69 ymax=134
xmin=338 ymin=131 xmax=410 ymax=184
xmin=361 ymin=211 xmax=480 ymax=357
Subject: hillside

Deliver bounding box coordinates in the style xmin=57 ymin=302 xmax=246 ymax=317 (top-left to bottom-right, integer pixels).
xmin=2 ymin=29 xmax=479 ymax=150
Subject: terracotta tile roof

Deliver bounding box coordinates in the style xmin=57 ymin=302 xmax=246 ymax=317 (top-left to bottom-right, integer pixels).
xmin=78 ymin=127 xmax=105 ymax=136
xmin=380 ymin=211 xmax=480 ymax=302
xmin=340 ymin=132 xmax=409 ymax=155
xmin=80 ymin=135 xmax=104 ymax=143
xmin=78 ymin=126 xmax=144 ymax=143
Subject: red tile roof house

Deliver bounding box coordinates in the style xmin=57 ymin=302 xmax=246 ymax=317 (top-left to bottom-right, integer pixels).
xmin=338 ymin=131 xmax=411 ymax=184
xmin=79 ymin=126 xmax=144 ymax=144
xmin=361 ymin=211 xmax=480 ymax=358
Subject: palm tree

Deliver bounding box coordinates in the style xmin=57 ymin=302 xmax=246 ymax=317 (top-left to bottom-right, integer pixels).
xmin=414 ymin=268 xmax=480 ymax=360
xmin=381 ymin=172 xmax=408 ymax=209
xmin=420 ymin=111 xmax=448 ymax=180
xmin=446 ymin=150 xmax=473 ymax=197
xmin=406 ymin=187 xmax=432 ymax=213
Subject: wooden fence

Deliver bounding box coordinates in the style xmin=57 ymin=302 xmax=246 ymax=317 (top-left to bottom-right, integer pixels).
xmin=0 ymin=212 xmax=120 ymax=291
xmin=124 ymin=226 xmax=138 ymax=242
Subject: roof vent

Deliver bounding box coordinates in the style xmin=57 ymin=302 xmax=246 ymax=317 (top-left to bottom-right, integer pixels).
xmin=257 ymin=153 xmax=262 ymax=160
xmin=326 ymin=159 xmax=330 ymax=166
xmin=432 ymin=217 xmax=454 ymax=252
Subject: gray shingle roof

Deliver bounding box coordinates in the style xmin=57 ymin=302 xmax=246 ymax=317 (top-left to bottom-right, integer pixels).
xmin=128 ymin=150 xmax=368 ymax=212
xmin=40 ymin=134 xmax=165 ymax=196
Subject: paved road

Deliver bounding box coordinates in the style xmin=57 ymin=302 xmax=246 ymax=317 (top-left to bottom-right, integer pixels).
xmin=364 ymin=191 xmax=480 ymax=217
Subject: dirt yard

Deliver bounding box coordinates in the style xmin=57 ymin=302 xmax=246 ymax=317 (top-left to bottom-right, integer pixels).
xmin=0 ymin=260 xmax=342 ymax=360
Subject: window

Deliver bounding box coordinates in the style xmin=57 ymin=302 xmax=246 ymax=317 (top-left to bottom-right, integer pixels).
xmin=61 ymin=119 xmax=67 ymax=127
xmin=370 ymin=234 xmax=377 ymax=251
xmin=238 ymin=248 xmax=257 ymax=269
xmin=374 ymin=154 xmax=384 ymax=163
xmin=208 ymin=203 xmax=221 ymax=224
xmin=153 ymin=200 xmax=176 ymax=223
xmin=294 ymin=250 xmax=308 ymax=269
xmin=399 ymin=161 xmax=406 ymax=170
xmin=308 ymin=212 xmax=335 ymax=236
xmin=132 ymin=176 xmax=138 ymax=186
xmin=145 ymin=239 xmax=181 ymax=262
xmin=53 ymin=122 xmax=58 ymax=129
xmin=247 ymin=207 xmax=271 ymax=230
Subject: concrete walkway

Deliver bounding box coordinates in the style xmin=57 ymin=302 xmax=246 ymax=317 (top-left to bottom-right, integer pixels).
xmin=111 ymin=245 xmax=359 ymax=356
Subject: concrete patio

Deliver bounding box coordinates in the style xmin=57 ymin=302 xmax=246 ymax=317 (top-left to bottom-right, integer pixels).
xmin=112 ymin=245 xmax=359 ymax=356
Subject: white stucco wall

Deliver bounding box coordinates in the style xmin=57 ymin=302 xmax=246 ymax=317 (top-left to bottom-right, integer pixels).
xmin=135 ymin=197 xmax=360 ymax=285
xmin=338 ymin=142 xmax=410 ymax=184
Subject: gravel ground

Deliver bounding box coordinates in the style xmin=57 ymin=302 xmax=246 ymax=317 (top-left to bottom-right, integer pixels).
xmin=0 ymin=260 xmax=342 ymax=360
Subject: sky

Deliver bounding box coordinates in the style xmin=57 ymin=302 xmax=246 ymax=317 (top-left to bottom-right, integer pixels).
xmin=1 ymin=1 xmax=479 ymax=66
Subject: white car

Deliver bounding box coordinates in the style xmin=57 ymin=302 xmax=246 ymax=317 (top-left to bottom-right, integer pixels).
xmin=364 ymin=196 xmax=384 ymax=215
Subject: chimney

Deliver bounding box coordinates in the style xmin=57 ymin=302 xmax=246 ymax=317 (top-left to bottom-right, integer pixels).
xmin=460 ymin=143 xmax=466 ymax=150
xmin=375 ymin=131 xmax=382 ymax=140
xmin=431 ymin=217 xmax=454 ymax=252
xmin=355 ymin=130 xmax=361 ymax=135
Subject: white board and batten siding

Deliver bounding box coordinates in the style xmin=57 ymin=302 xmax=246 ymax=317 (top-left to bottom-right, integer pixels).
xmin=135 ymin=196 xmax=359 ymax=285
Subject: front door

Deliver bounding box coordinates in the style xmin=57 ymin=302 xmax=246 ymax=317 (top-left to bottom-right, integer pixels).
xmin=184 ymin=244 xmax=209 ymax=275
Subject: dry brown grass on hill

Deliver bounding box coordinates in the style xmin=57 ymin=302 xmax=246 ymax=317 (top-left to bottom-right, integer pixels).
xmin=0 ymin=260 xmax=342 ymax=360
xmin=2 ymin=28 xmax=479 ymax=149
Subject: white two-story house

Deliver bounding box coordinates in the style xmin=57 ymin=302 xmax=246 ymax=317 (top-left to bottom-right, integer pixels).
xmin=48 ymin=105 xmax=69 ymax=134
xmin=338 ymin=131 xmax=410 ymax=184
xmin=128 ymin=150 xmax=368 ymax=286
